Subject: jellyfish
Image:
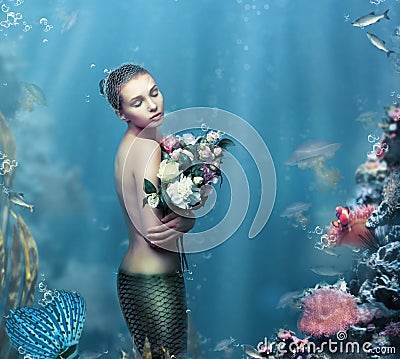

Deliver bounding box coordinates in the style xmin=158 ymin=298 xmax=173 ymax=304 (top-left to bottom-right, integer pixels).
xmin=19 ymin=82 xmax=47 ymax=112
xmin=280 ymin=201 xmax=311 ymax=228
xmin=285 ymin=140 xmax=342 ymax=190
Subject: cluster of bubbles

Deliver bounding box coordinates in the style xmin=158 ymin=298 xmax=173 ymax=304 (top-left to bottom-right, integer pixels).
xmin=39 ymin=17 xmax=52 ymax=32
xmin=366 ymin=133 xmax=388 ymax=160
xmin=0 ymin=150 xmax=18 ymax=176
xmin=17 ymin=346 xmax=32 ymax=359
xmin=236 ymin=0 xmax=270 ymax=21
xmin=0 ymin=3 xmax=23 ymax=29
xmin=390 ymin=90 xmax=400 ymax=103
xmin=314 ymin=233 xmax=335 ymax=250
xmin=370 ymin=0 xmax=385 ymax=4
xmin=37 ymin=274 xmax=60 ymax=307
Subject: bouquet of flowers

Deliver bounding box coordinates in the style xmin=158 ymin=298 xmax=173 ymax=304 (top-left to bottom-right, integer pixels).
xmin=143 ymin=130 xmax=234 ymax=215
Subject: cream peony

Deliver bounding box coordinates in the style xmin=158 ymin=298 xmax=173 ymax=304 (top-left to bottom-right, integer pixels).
xmin=166 ymin=175 xmax=201 ymax=209
xmin=157 ymin=160 xmax=180 ymax=182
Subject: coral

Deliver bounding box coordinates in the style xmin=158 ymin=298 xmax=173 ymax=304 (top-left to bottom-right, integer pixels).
xmin=352 ymin=241 xmax=400 ymax=310
xmin=355 ymin=159 xmax=387 ymax=206
xmin=376 ymin=104 xmax=400 ymax=166
xmin=298 ymin=288 xmax=360 ymax=337
xmin=366 ymin=168 xmax=400 ymax=230
xmin=380 ymin=321 xmax=400 ymax=338
xmin=325 ymin=205 xmax=378 ymax=249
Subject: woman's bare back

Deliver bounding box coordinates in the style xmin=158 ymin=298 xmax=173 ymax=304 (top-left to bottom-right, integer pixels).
xmin=114 ymin=131 xmax=180 ymax=274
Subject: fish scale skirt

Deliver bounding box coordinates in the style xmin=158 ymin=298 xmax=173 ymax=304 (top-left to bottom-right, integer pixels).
xmin=117 ymin=269 xmax=188 ymax=358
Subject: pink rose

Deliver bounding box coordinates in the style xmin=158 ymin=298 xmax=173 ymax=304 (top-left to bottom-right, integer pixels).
xmin=198 ymin=146 xmax=215 ymax=162
xmin=161 ymin=135 xmax=180 ymax=154
xmin=388 ymin=107 xmax=400 ymax=121
xmin=206 ymin=130 xmax=221 ymax=143
xmin=170 ymin=148 xmax=182 ymax=161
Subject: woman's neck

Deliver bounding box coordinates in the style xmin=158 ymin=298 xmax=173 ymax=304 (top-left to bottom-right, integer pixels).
xmin=126 ymin=123 xmax=161 ymax=142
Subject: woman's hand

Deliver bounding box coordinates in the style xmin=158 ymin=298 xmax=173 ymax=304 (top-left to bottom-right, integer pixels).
xmin=147 ymin=212 xmax=195 ymax=245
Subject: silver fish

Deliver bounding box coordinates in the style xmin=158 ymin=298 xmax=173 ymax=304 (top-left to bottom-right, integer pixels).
xmin=352 ymin=10 xmax=389 ymax=28
xmin=322 ymin=247 xmax=341 ymax=258
xmin=242 ymin=344 xmax=264 ymax=358
xmin=213 ymin=337 xmax=236 ymax=351
xmin=8 ymin=192 xmax=34 ymax=212
xmin=366 ymin=32 xmax=395 ymax=57
xmin=310 ymin=265 xmax=342 ymax=276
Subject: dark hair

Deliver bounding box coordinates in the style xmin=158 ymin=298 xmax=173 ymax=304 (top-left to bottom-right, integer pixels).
xmin=99 ymin=63 xmax=148 ymax=111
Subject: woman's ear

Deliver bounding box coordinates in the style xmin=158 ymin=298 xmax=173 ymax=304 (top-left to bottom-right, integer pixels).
xmin=116 ymin=110 xmax=127 ymax=121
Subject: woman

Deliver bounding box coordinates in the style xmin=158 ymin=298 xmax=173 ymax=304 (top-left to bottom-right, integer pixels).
xmin=100 ymin=64 xmax=194 ymax=358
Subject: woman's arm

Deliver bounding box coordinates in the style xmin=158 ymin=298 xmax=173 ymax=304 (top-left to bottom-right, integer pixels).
xmin=147 ymin=212 xmax=195 ymax=244
xmin=124 ymin=138 xmax=190 ymax=245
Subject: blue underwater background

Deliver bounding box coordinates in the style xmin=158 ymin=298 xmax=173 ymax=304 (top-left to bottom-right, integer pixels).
xmin=0 ymin=0 xmax=400 ymax=358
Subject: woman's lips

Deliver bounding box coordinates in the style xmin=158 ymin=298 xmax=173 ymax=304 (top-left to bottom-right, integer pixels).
xmin=150 ymin=112 xmax=163 ymax=120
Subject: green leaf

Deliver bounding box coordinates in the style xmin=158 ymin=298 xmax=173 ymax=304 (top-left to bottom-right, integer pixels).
xmin=161 ymin=151 xmax=170 ymax=160
xmin=142 ymin=196 xmax=148 ymax=208
xmin=143 ymin=178 xmax=157 ymax=194
xmin=179 ymin=152 xmax=192 ymax=171
xmin=217 ymin=138 xmax=235 ymax=150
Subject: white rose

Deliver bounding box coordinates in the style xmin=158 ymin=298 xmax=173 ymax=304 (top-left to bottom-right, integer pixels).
xmin=193 ymin=176 xmax=203 ymax=185
xmin=213 ymin=147 xmax=223 ymax=157
xmin=181 ymin=133 xmax=200 ymax=145
xmin=157 ymin=160 xmax=180 ymax=182
xmin=147 ymin=193 xmax=160 ymax=208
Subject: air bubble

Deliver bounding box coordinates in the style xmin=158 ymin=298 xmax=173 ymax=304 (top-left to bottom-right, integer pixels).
xmin=1 ymin=4 xmax=9 ymax=12
xmin=186 ymin=309 xmax=191 ymax=313
xmin=200 ymin=123 xmax=209 ymax=131
xmin=18 ymin=346 xmax=26 ymax=355
xmin=264 ymin=4 xmax=270 ymax=10
xmin=44 ymin=24 xmax=53 ymax=32
xmin=315 ymin=226 xmax=323 ymax=235
xmin=90 ymin=63 xmax=96 ymax=68
xmin=42 ymin=38 xmax=48 ymax=43
xmin=38 ymin=281 xmax=47 ymax=292
xmin=39 ymin=17 xmax=48 ymax=25
xmin=244 ymin=4 xmax=251 ymax=10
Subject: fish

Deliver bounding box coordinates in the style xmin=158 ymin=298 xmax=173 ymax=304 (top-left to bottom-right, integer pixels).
xmin=352 ymin=10 xmax=389 ymax=27
xmin=322 ymin=247 xmax=341 ymax=258
xmin=366 ymin=32 xmax=395 ymax=57
xmin=310 ymin=265 xmax=343 ymax=277
xmin=213 ymin=337 xmax=236 ymax=351
xmin=6 ymin=290 xmax=86 ymax=359
xmin=332 ymin=206 xmax=350 ymax=228
xmin=8 ymin=192 xmax=34 ymax=212
xmin=241 ymin=344 xmax=264 ymax=358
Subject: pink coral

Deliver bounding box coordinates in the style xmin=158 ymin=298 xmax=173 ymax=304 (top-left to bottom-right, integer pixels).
xmin=380 ymin=322 xmax=400 ymax=338
xmin=298 ymin=288 xmax=360 ymax=337
xmin=325 ymin=205 xmax=377 ymax=249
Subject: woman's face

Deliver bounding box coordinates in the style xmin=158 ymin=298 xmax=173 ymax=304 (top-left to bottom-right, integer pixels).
xmin=117 ymin=72 xmax=164 ymax=129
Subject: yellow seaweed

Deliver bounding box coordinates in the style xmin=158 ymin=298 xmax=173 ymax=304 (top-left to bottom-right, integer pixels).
xmin=0 ymin=230 xmax=4 ymax=297
xmin=16 ymin=212 xmax=38 ymax=305
xmin=0 ymin=111 xmax=39 ymax=359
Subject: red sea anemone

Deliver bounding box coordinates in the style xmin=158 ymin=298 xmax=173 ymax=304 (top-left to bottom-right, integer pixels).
xmin=298 ymin=288 xmax=360 ymax=337
xmin=325 ymin=205 xmax=378 ymax=250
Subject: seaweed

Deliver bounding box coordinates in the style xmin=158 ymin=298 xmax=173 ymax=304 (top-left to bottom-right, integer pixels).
xmin=0 ymin=111 xmax=39 ymax=359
